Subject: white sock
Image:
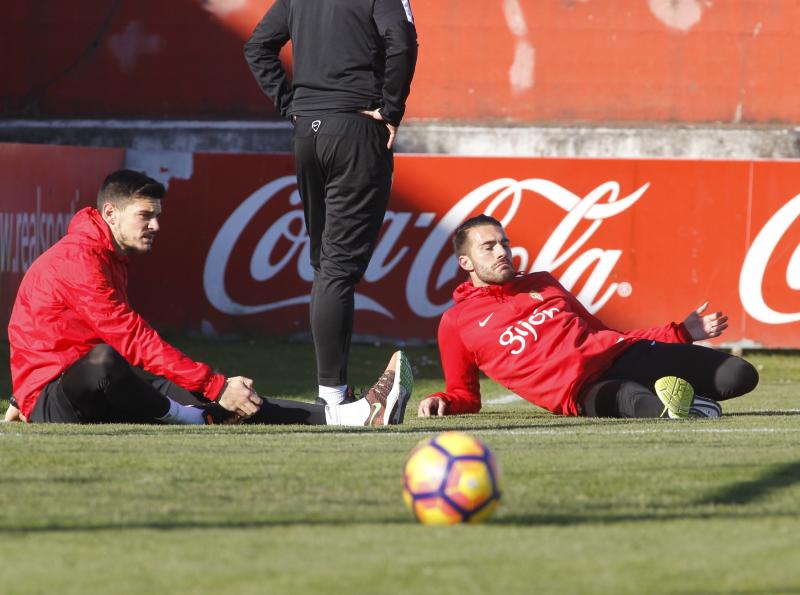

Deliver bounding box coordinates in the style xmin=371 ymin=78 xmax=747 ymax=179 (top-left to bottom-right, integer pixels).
xmin=325 ymin=398 xmax=370 ymax=426
xmin=156 ymin=398 xmax=205 ymax=425
xmin=318 ymin=384 xmax=349 ymax=405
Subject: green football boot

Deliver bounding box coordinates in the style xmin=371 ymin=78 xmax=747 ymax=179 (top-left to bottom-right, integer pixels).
xmin=654 ymin=376 xmax=695 ymax=419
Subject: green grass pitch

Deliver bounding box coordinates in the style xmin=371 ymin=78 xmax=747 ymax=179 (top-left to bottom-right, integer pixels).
xmin=1 ymin=338 xmax=799 ymax=594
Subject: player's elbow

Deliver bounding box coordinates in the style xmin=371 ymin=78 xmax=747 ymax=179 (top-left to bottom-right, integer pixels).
xmin=243 ymin=38 xmax=272 ymax=66
xmin=243 ymin=39 xmax=259 ymax=62
xmin=384 ymin=22 xmax=418 ymax=56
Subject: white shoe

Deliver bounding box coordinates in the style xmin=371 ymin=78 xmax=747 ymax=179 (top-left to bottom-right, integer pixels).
xmin=689 ymin=395 xmax=722 ymax=418
xmin=363 ymin=350 xmax=414 ymax=425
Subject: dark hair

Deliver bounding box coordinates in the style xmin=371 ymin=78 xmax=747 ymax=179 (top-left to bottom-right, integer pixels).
xmin=97 ymin=169 xmax=165 ymax=210
xmin=452 ymin=215 xmax=503 ymax=256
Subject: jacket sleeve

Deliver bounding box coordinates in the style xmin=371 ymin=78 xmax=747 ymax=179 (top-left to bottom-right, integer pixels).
xmin=373 ymin=0 xmax=418 ymax=126
xmin=427 ymin=311 xmax=482 ymax=415
xmin=244 ymin=0 xmax=293 ymax=119
xmin=56 ymin=254 xmax=226 ymax=400
xmin=552 ymin=275 xmax=693 ymax=344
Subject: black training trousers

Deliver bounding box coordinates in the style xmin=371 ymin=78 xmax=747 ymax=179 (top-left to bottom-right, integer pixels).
xmin=30 ymin=345 xmax=176 ymax=423
xmin=29 ymin=344 xmax=327 ymax=424
xmin=293 ymin=113 xmax=394 ymax=386
xmin=579 ymin=340 xmax=759 ymax=418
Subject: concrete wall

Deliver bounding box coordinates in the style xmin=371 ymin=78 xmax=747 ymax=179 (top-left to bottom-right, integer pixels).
xmin=1 ymin=120 xmax=799 ymax=160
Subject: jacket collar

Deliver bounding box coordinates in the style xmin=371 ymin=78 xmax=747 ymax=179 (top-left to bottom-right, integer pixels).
xmin=68 ymin=207 xmax=128 ymax=263
xmin=452 ymin=273 xmax=525 ymax=303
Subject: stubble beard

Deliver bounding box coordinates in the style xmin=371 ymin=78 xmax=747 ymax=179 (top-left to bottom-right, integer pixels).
xmin=476 ymin=262 xmax=515 ymax=286
xmin=118 ymin=230 xmax=155 ymax=254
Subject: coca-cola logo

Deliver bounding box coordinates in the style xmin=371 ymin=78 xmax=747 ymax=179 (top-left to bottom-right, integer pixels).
xmin=740 ymin=192 xmax=800 ymax=324
xmin=202 ymin=176 xmax=650 ymax=320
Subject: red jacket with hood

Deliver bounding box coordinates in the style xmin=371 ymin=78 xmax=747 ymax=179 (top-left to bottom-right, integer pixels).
xmin=429 ymin=272 xmax=693 ymax=416
xmin=8 ymin=207 xmax=226 ymax=419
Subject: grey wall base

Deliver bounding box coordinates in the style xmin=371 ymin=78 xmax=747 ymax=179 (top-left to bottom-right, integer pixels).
xmin=1 ymin=119 xmax=799 ymax=160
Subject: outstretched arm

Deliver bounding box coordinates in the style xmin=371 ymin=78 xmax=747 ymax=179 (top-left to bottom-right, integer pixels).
xmin=550 ymin=275 xmax=693 ymax=344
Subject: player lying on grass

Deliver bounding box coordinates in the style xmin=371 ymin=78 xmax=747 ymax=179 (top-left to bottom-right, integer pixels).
xmin=5 ymin=169 xmax=412 ymax=426
xmin=417 ymin=215 xmax=759 ymax=420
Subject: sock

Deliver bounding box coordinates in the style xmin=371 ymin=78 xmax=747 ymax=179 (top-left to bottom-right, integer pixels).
xmin=325 ymin=398 xmax=370 ymax=426
xmin=155 ymin=398 xmax=205 ymax=425
xmin=318 ymin=384 xmax=349 ymax=405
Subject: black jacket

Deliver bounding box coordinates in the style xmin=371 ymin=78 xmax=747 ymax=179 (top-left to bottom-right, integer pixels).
xmin=244 ymin=0 xmax=418 ymax=126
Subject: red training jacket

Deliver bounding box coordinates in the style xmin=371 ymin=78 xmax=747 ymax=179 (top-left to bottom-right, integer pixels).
xmin=8 ymin=207 xmax=226 ymax=419
xmin=428 ymin=272 xmax=693 ymax=416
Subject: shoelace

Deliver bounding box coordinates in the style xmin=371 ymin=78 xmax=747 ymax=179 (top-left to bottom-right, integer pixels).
xmin=359 ymin=371 xmax=394 ymax=401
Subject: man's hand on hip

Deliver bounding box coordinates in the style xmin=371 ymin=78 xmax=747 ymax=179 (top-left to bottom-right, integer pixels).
xmin=219 ymin=376 xmax=263 ymax=418
xmin=359 ymin=109 xmax=397 ymax=150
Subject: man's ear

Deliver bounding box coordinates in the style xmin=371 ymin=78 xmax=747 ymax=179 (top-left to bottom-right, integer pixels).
xmin=101 ymin=202 xmax=116 ymax=224
xmin=458 ymin=254 xmax=474 ymax=273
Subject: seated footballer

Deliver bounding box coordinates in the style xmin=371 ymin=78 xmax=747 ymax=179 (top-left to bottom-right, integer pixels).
xmin=6 ymin=169 xmax=412 ymax=427
xmin=417 ymin=215 xmax=759 ymax=420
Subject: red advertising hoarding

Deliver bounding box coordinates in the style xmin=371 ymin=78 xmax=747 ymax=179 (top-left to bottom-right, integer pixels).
xmin=3 ymin=0 xmax=800 ymax=123
xmin=0 ymin=143 xmax=124 ymax=331
xmin=2 ymin=143 xmax=800 ymax=348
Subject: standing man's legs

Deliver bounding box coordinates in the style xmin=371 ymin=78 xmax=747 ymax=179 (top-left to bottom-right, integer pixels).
xmin=294 ymin=114 xmax=393 ymax=405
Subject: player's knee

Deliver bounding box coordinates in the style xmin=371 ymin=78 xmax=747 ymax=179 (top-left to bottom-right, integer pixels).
xmin=317 ymin=263 xmax=364 ymax=288
xmin=86 ymin=344 xmax=128 ymax=379
xmin=717 ymin=356 xmax=759 ymax=397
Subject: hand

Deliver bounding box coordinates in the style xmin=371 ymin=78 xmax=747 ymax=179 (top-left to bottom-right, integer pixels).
xmin=683 ymin=302 xmax=729 ymax=341
xmin=3 ymin=403 xmax=25 ymax=423
xmin=218 ymin=376 xmax=263 ymax=418
xmin=359 ymin=109 xmax=397 ymax=150
xmin=417 ymin=396 xmax=448 ymax=417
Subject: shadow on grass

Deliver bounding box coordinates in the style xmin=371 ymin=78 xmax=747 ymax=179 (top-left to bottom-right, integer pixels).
xmin=698 ymin=461 xmax=800 ymax=506
xmin=0 ymin=476 xmax=104 ymax=485
xmin=3 ymin=409 xmax=796 ymax=438
xmin=3 ymin=507 xmax=799 ymax=534
xmin=726 ymin=410 xmax=800 ymax=417
xmin=12 ymin=414 xmax=794 ymax=440
xmin=493 ymin=509 xmax=800 ymax=526
xmin=2 ymin=416 xmax=624 ymax=437
xmin=0 ymin=411 xmax=632 ymax=436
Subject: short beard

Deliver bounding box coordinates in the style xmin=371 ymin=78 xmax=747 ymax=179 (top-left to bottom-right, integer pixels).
xmin=475 ymin=264 xmax=515 ymax=285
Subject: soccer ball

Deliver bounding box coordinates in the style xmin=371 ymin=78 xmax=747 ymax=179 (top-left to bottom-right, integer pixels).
xmin=402 ymin=431 xmax=502 ymax=525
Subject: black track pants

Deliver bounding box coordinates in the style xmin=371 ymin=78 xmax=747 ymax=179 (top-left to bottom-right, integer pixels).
xmin=579 ymin=340 xmax=759 ymax=418
xmin=30 ymin=345 xmax=173 ymax=423
xmin=29 ymin=345 xmax=328 ymax=425
xmin=294 ymin=113 xmax=394 ymax=386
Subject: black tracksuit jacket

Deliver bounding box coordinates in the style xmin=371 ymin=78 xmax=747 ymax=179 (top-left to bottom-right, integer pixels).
xmin=244 ymin=0 xmax=418 ymax=126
